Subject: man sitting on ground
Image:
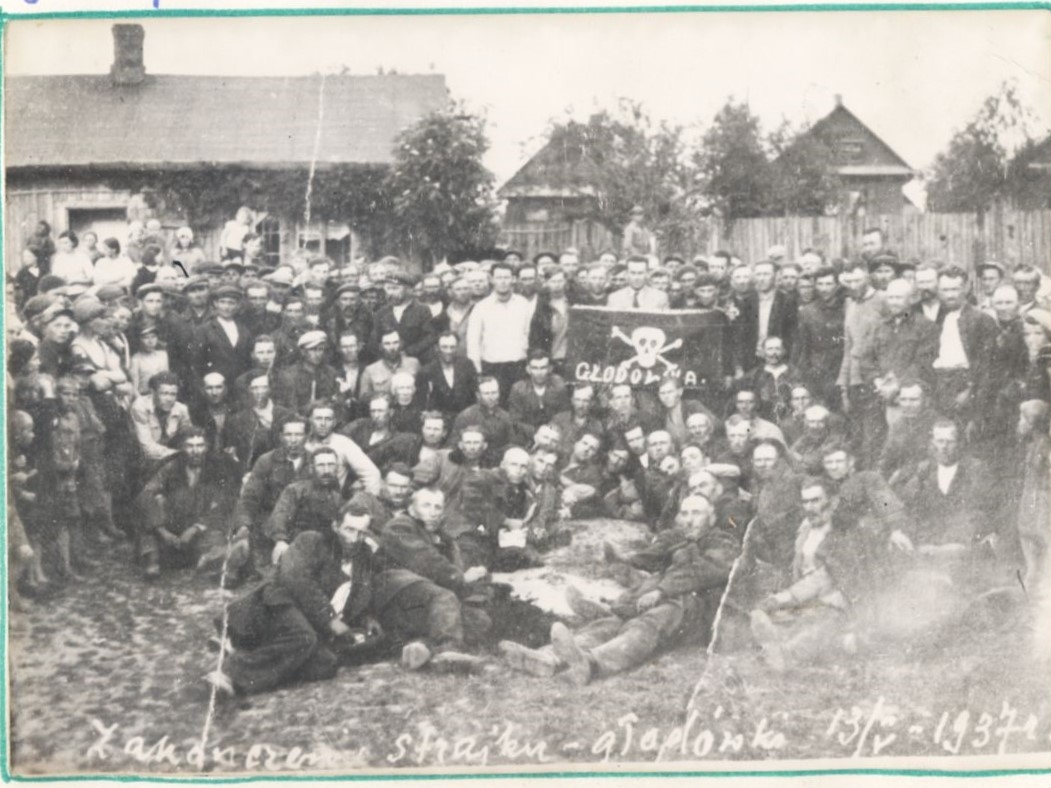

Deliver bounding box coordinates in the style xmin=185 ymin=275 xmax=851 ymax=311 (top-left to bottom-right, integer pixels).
xmin=499 ymin=495 xmax=737 ymax=685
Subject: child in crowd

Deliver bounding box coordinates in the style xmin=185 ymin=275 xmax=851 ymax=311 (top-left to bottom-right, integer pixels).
xmin=130 ymin=325 xmax=169 ymax=396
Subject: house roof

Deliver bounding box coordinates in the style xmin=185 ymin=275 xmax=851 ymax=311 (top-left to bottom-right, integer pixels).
xmin=498 ymin=134 xmax=604 ymax=199
xmin=779 ymin=100 xmax=915 ymax=180
xmin=5 ymin=73 xmax=448 ymax=170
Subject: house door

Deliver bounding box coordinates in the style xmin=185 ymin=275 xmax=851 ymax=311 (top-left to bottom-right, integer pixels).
xmin=67 ymin=208 xmax=128 ymax=248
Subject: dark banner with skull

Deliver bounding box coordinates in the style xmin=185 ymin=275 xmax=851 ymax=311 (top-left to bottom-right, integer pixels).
xmin=566 ymin=306 xmax=727 ymax=391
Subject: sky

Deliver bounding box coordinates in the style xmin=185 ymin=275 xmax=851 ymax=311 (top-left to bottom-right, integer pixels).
xmin=5 ymin=9 xmax=1051 ymax=187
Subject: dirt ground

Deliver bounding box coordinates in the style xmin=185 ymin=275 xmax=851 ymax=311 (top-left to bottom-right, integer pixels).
xmin=8 ymin=518 xmax=1051 ymax=776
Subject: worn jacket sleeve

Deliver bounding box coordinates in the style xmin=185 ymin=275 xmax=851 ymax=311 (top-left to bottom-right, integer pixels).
xmin=656 ymin=528 xmax=739 ymax=597
xmin=339 ymin=436 xmax=382 ymax=495
xmin=275 ymin=531 xmax=335 ymax=634
xmin=379 ymin=519 xmax=466 ymax=593
xmin=264 ymin=483 xmax=300 ymax=544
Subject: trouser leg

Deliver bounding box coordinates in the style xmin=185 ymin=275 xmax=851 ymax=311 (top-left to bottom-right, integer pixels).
xmin=225 ymin=605 xmax=326 ymax=694
xmin=589 ymin=602 xmax=684 ymax=677
xmin=379 ymin=581 xmax=465 ymax=651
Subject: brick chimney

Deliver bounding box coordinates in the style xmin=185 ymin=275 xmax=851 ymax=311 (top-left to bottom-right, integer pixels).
xmin=110 ymin=24 xmax=146 ymax=86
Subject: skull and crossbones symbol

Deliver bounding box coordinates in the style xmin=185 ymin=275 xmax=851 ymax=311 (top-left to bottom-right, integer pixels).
xmin=611 ymin=325 xmax=683 ymax=370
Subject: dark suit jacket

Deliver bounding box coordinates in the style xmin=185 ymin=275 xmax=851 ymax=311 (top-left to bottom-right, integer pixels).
xmin=370 ymin=299 xmax=436 ymax=362
xmin=194 ymin=317 xmax=253 ymax=387
xmin=934 ymin=304 xmax=998 ymax=409
xmin=420 ymin=357 xmax=479 ymax=416
xmin=731 ymin=291 xmax=798 ymax=372
xmin=228 ymin=530 xmax=373 ymax=643
xmin=372 ymin=513 xmax=467 ymax=610
xmin=508 ymin=376 xmax=571 ymax=431
xmin=900 ymin=456 xmax=996 ymax=544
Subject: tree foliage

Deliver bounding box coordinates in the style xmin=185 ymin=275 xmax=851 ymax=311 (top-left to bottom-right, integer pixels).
xmin=385 ymin=107 xmax=499 ymax=264
xmin=766 ymin=119 xmax=841 ymax=217
xmin=542 ymin=102 xmax=707 ymax=254
xmin=694 ymin=99 xmax=772 ymax=223
xmin=927 ymin=82 xmax=1040 ymax=213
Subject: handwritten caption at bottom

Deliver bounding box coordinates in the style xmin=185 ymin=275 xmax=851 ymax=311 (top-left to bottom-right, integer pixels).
xmin=86 ymin=699 xmax=1051 ymax=769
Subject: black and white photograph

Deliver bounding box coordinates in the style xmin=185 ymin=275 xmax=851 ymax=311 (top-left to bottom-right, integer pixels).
xmin=4 ymin=5 xmax=1051 ymax=778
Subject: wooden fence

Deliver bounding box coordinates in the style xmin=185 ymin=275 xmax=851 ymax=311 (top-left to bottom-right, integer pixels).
xmin=502 ymin=208 xmax=1051 ymax=274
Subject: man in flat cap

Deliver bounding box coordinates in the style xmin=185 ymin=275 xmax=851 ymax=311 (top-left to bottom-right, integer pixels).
xmin=273 ymin=330 xmax=340 ymax=415
xmin=369 ymin=268 xmax=436 ymax=364
xmin=194 ymin=284 xmax=252 ymax=390
xmin=324 ymin=282 xmax=373 ymax=364
xmin=622 ymin=205 xmax=657 ymax=258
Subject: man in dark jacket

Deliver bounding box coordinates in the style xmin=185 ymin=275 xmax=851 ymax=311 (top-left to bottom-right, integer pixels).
xmin=273 ymin=331 xmax=340 ymax=415
xmin=508 ymin=349 xmax=571 ymax=435
xmin=193 ymin=285 xmax=252 ymax=387
xmin=209 ymin=500 xmax=382 ymax=696
xmin=230 ymin=417 xmax=313 ymax=577
xmin=372 ymin=487 xmax=489 ymax=671
xmin=419 ymin=331 xmax=479 ymax=418
xmin=264 ymin=447 xmax=345 ymax=564
xmin=369 ymin=270 xmax=436 ymax=363
xmin=140 ymin=427 xmax=238 ymax=579
xmin=223 ymin=371 xmax=294 ymax=475
xmin=500 ymin=495 xmax=738 ymax=684
xmin=790 ymin=267 xmax=845 ymax=410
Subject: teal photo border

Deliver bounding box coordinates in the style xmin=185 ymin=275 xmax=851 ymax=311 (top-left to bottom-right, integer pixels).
xmin=1 ymin=1 xmax=1049 ymax=781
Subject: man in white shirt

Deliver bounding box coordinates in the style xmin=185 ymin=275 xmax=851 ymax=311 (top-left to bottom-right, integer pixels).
xmin=606 ymin=256 xmax=670 ymax=310
xmin=931 ymin=267 xmax=998 ymax=428
xmin=466 ymin=261 xmax=532 ymax=404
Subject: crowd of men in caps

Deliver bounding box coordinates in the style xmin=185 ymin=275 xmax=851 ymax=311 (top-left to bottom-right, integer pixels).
xmin=6 ymin=205 xmax=1051 ymax=696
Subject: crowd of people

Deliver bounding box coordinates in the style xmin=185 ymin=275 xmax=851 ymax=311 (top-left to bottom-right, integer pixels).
xmin=7 ymin=211 xmax=1051 ymax=697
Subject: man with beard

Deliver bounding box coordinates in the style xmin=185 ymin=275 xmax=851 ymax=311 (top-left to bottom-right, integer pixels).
xmin=265 ymin=447 xmax=345 ymax=564
xmin=912 ymin=265 xmax=943 ymax=323
xmin=983 ymin=285 xmax=1030 ymax=450
xmin=209 ymin=500 xmax=383 ymax=697
xmin=324 ymin=283 xmax=373 ymax=363
xmin=303 ymin=400 xmax=382 ymax=495
xmin=194 ymin=285 xmax=252 ymax=388
xmin=419 ymin=331 xmax=479 ymax=419
xmin=372 ymin=487 xmax=489 ymax=672
xmin=230 ymin=417 xmax=313 ymax=576
xmin=528 ymin=268 xmax=572 ymax=376
xmin=744 ymin=440 xmax=804 ymax=591
xmin=223 ymin=371 xmax=294 ymax=476
xmin=501 ymin=495 xmax=737 ymax=685
xmin=347 ymin=463 xmax=414 ymax=532
xmin=790 ymin=405 xmax=843 ymax=475
xmin=140 ymin=427 xmax=238 ymax=579
xmin=273 ymin=331 xmax=340 ymax=415
xmin=791 ymin=266 xmax=845 ymax=411
xmin=360 ymin=329 xmax=421 ymax=399
xmin=370 ymin=269 xmax=435 ymax=363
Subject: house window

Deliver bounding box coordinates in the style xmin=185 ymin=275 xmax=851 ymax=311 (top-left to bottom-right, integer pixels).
xmin=836 ymin=139 xmax=865 ymax=163
xmin=260 ymin=216 xmax=283 ymax=268
xmin=525 ymin=208 xmax=550 ymax=223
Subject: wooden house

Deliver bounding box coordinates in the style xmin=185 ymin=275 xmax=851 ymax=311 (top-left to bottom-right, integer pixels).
xmin=4 ymin=23 xmax=448 ymax=268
